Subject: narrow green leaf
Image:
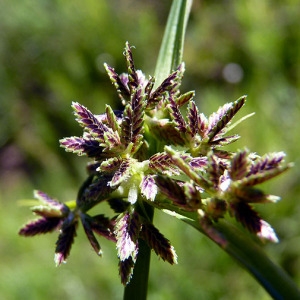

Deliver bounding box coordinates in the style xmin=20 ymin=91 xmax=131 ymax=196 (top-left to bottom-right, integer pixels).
xmin=154 ymin=0 xmax=192 ymax=87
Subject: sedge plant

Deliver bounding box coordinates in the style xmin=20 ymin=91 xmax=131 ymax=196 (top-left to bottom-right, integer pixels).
xmin=19 ymin=1 xmax=300 ymax=299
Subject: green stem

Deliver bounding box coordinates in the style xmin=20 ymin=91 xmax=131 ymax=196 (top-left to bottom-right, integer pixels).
xmin=214 ymin=221 xmax=300 ymax=300
xmin=149 ymin=199 xmax=300 ymax=299
xmin=180 ymin=212 xmax=300 ymax=300
xmin=123 ymin=1 xmax=192 ymax=299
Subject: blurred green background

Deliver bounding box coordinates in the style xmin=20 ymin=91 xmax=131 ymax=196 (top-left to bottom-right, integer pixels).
xmin=1 ymin=0 xmax=300 ymax=299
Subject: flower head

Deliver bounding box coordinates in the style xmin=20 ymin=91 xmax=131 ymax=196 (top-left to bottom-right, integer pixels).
xmin=19 ymin=42 xmax=291 ymax=284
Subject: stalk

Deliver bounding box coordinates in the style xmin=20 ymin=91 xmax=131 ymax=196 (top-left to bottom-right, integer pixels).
xmin=171 ymin=210 xmax=300 ymax=300
xmin=123 ymin=1 xmax=192 ymax=299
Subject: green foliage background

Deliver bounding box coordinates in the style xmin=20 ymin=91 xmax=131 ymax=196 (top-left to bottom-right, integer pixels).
xmin=0 ymin=1 xmax=299 ymax=299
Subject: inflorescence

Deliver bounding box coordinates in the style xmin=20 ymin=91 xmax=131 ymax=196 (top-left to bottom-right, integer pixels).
xmin=19 ymin=42 xmax=291 ymax=285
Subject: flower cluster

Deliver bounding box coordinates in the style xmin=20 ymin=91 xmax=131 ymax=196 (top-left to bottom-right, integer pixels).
xmin=19 ymin=42 xmax=291 ymax=285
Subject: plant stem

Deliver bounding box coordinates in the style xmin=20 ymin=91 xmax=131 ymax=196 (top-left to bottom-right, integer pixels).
xmin=214 ymin=221 xmax=300 ymax=300
xmin=179 ymin=212 xmax=300 ymax=300
xmin=123 ymin=1 xmax=192 ymax=299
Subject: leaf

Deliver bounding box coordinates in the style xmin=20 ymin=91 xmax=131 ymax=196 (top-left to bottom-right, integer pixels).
xmin=154 ymin=0 xmax=192 ymax=86
xmin=140 ymin=222 xmax=177 ymax=265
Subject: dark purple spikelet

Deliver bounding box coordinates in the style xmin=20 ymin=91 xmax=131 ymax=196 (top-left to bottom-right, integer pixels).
xmin=108 ymin=198 xmax=130 ymax=214
xmin=207 ymin=96 xmax=246 ymax=141
xmin=115 ymin=211 xmax=141 ymax=262
xmin=60 ymin=136 xmax=103 ymax=158
xmin=90 ymin=214 xmax=116 ymax=242
xmin=99 ymin=157 xmax=122 ymax=173
xmin=72 ymin=102 xmax=107 ymax=142
xmin=110 ymin=159 xmax=131 ymax=188
xmin=239 ymin=164 xmax=290 ymax=187
xmin=147 ymin=119 xmax=186 ymax=145
xmin=119 ymin=257 xmax=135 ymax=285
xmin=230 ymin=150 xmax=250 ymax=181
xmin=250 ymin=152 xmax=286 ymax=175
xmin=147 ymin=63 xmax=184 ymax=109
xmin=149 ymin=152 xmax=180 ymax=176
xmin=187 ymin=100 xmax=200 ymax=137
xmin=81 ymin=213 xmax=116 ymax=256
xmin=155 ymin=175 xmax=187 ymax=207
xmin=124 ymin=42 xmax=139 ymax=91
xmin=140 ymin=175 xmax=158 ymax=201
xmin=140 ymin=222 xmax=177 ymax=265
xmin=19 ymin=217 xmax=62 ymax=236
xmin=104 ymin=63 xmax=130 ymax=104
xmin=81 ymin=214 xmax=102 ymax=255
xmin=228 ymin=200 xmax=278 ymax=242
xmin=207 ymin=154 xmax=223 ymax=188
xmin=76 ymin=173 xmax=115 ymax=212
xmin=121 ymin=87 xmax=145 ymax=150
xmin=230 ymin=201 xmax=262 ymax=234
xmin=167 ymin=96 xmax=187 ymax=133
xmin=189 ymin=157 xmax=207 ymax=170
xmin=55 ymin=219 xmax=78 ymax=266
